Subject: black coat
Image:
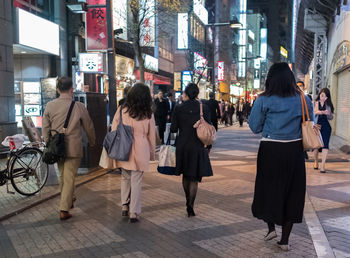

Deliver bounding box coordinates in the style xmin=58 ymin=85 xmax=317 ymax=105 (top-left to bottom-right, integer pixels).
xmin=154 ymin=98 xmax=170 ymax=125
xmin=205 ymin=99 xmax=221 ymax=122
xmin=170 ymin=100 xmax=213 ymax=179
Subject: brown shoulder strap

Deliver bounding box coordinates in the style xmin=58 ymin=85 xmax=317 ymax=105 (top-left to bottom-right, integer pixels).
xmin=198 ymin=100 xmax=203 ymax=117
xmin=300 ymin=93 xmax=310 ymax=123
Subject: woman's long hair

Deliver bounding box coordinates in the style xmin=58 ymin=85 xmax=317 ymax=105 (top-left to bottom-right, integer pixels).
xmin=316 ymin=88 xmax=335 ymax=113
xmin=123 ymin=82 xmax=153 ymax=120
xmin=261 ymin=62 xmax=300 ymax=97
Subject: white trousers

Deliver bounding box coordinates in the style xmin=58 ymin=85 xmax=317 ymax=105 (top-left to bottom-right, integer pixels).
xmin=121 ymin=169 xmax=143 ymax=215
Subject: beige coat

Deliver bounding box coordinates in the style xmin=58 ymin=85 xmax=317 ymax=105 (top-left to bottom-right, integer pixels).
xmin=42 ymin=95 xmax=96 ymax=158
xmin=111 ymin=106 xmax=156 ymax=172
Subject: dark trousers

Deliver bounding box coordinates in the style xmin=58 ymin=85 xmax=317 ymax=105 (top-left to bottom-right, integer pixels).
xmin=237 ymin=112 xmax=244 ymax=126
xmin=158 ymin=122 xmax=166 ymax=144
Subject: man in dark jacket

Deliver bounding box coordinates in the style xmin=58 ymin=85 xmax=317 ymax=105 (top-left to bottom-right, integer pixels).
xmin=154 ymin=90 xmax=170 ymax=144
xmin=167 ymin=92 xmax=176 ymax=122
xmin=206 ymin=92 xmax=221 ymax=131
xmin=118 ymin=85 xmax=131 ymax=107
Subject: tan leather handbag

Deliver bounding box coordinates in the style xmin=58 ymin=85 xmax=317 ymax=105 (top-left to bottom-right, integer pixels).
xmin=300 ymin=93 xmax=324 ymax=150
xmin=193 ymin=100 xmax=216 ymax=146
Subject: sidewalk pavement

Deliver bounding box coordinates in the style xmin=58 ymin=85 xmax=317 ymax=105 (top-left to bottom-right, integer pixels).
xmin=0 ymin=124 xmax=349 ymax=258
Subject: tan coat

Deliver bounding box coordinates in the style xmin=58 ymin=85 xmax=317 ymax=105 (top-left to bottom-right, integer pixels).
xmin=111 ymin=106 xmax=156 ymax=172
xmin=42 ymin=95 xmax=96 ymax=158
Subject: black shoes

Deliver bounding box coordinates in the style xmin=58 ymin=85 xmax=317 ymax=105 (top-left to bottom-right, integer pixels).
xmin=129 ymin=217 xmax=139 ymax=223
xmin=187 ymin=207 xmax=196 ymax=217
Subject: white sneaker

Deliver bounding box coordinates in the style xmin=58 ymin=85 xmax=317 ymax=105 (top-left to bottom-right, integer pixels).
xmin=277 ymin=242 xmax=290 ymax=251
xmin=264 ymin=231 xmax=277 ymax=241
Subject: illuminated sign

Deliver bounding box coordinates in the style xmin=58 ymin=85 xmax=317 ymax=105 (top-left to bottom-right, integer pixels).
xmin=86 ymin=7 xmax=108 ymax=50
xmin=254 ymin=59 xmax=261 ymax=69
xmin=181 ymin=71 xmax=192 ymax=91
xmin=254 ymin=79 xmax=260 ymax=89
xmin=17 ymin=8 xmax=59 ymax=55
xmin=230 ymin=85 xmax=243 ymax=96
xmin=79 ymin=53 xmax=104 ymax=73
xmin=24 ymin=105 xmax=41 ymax=116
xmin=23 ymin=82 xmax=40 ymax=93
xmin=144 ymin=54 xmax=158 ymax=72
xmin=193 ymin=0 xmax=208 ymax=24
xmin=218 ymin=61 xmax=224 ymax=81
xmin=280 ymin=46 xmax=288 ymax=58
xmin=140 ymin=0 xmax=155 ymax=46
xmin=238 ymin=0 xmax=247 ymax=78
xmin=113 ymin=0 xmax=127 ymax=40
xmin=194 ymin=52 xmax=208 ymax=77
xmin=260 ymin=28 xmax=267 ymax=60
xmin=178 ymin=13 xmax=188 ymax=49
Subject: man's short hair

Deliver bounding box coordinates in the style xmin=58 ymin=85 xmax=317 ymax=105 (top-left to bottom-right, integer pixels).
xmin=167 ymin=92 xmax=173 ymax=97
xmin=57 ymin=77 xmax=73 ymax=92
xmin=209 ymin=92 xmax=215 ymax=99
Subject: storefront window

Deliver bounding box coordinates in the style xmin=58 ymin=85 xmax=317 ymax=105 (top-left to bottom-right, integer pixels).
xmin=14 ymin=0 xmax=53 ymax=20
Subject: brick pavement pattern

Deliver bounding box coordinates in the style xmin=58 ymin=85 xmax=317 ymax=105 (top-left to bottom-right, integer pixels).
xmin=0 ymin=125 xmax=348 ymax=257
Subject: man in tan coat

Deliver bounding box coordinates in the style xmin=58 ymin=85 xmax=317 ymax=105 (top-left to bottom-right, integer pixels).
xmin=43 ymin=77 xmax=95 ymax=220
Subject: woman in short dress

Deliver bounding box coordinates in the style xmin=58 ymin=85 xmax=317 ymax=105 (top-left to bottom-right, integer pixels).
xmin=313 ymin=88 xmax=334 ymax=173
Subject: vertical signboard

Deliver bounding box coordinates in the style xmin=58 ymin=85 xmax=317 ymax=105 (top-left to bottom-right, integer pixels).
xmin=113 ymin=0 xmax=127 ymax=40
xmin=218 ymin=61 xmax=224 ymax=81
xmin=178 ymin=13 xmax=188 ymax=49
xmin=181 ymin=71 xmax=192 ymax=91
xmin=86 ymin=0 xmax=108 ymax=51
xmin=140 ymin=0 xmax=155 ymax=46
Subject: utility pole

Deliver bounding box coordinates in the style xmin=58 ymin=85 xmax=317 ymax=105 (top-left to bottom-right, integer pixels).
xmin=106 ymin=0 xmax=116 ymax=121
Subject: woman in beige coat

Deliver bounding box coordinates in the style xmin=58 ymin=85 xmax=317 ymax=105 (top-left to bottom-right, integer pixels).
xmin=111 ymin=83 xmax=156 ymax=223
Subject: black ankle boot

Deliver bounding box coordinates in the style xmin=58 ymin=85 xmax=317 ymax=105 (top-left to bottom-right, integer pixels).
xmin=186 ymin=206 xmax=196 ymax=217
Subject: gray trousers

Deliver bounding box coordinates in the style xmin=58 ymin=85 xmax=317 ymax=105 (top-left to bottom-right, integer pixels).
xmin=121 ymin=169 xmax=143 ymax=215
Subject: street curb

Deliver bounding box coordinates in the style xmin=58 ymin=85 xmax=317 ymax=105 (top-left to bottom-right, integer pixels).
xmin=0 ymin=168 xmax=109 ymax=222
xmin=304 ymin=191 xmax=336 ymax=258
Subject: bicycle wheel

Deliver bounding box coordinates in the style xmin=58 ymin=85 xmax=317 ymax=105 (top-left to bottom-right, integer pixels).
xmin=10 ymin=147 xmax=48 ymax=196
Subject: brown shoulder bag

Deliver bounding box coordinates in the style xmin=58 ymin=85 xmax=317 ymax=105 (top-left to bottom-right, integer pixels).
xmin=193 ymin=100 xmax=217 ymax=146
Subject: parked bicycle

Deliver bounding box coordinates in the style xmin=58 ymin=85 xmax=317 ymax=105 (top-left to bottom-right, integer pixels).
xmin=0 ymin=141 xmax=48 ymax=196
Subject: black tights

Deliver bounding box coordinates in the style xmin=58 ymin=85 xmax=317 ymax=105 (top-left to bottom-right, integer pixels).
xmin=267 ymin=222 xmax=293 ymax=245
xmin=182 ymin=176 xmax=198 ymax=209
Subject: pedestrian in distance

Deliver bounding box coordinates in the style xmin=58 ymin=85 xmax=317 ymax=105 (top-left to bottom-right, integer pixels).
xmin=167 ymin=92 xmax=176 ymax=123
xmin=229 ymin=102 xmax=235 ymax=126
xmin=43 ymin=77 xmax=96 ymax=221
xmin=170 ymin=83 xmax=213 ymax=217
xmin=313 ymin=88 xmax=334 ymax=173
xmin=111 ymin=83 xmax=156 ymax=223
xmin=296 ymin=80 xmax=312 ymax=160
xmin=248 ymin=62 xmax=314 ymax=251
xmin=154 ymin=90 xmax=170 ymax=144
xmin=206 ymin=92 xmax=221 ymax=131
xmin=223 ymin=101 xmax=230 ymax=126
xmin=219 ymin=100 xmax=225 ymax=124
xmin=236 ymin=98 xmax=245 ymax=127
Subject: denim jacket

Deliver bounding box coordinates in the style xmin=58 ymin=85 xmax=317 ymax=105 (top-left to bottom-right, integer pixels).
xmin=248 ymin=94 xmax=314 ymax=140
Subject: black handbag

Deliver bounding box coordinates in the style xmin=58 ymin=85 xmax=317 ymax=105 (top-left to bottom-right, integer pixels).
xmin=42 ymin=101 xmax=75 ymax=164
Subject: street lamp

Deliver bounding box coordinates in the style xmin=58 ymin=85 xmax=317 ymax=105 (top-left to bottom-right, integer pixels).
xmin=205 ymin=19 xmax=242 ymax=99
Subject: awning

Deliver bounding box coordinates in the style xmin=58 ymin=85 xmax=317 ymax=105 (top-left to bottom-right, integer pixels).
xmin=135 ymin=70 xmax=171 ymax=85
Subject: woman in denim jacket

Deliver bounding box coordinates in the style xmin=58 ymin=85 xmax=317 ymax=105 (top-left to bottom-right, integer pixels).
xmin=313 ymin=88 xmax=334 ymax=173
xmin=248 ymin=63 xmax=313 ymax=251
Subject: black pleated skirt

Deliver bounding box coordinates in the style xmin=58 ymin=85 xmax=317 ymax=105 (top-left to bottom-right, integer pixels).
xmin=252 ymin=140 xmax=306 ymax=226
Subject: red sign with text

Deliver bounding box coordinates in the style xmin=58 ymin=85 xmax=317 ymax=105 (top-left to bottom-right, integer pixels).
xmin=86 ymin=6 xmax=108 ymax=51
xmin=218 ymin=61 xmax=224 ymax=81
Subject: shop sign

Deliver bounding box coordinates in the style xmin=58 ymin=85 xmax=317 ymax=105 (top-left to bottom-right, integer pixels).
xmin=254 ymin=59 xmax=261 ymax=69
xmin=140 ymin=0 xmax=155 ymax=47
xmin=113 ymin=0 xmax=127 ymax=40
xmin=24 ymin=105 xmax=41 ymax=116
xmin=181 ymin=71 xmax=192 ymax=91
xmin=86 ymin=5 xmax=108 ymax=51
xmin=79 ymin=53 xmax=104 ymax=73
xmin=254 ymin=79 xmax=260 ymax=89
xmin=193 ymin=0 xmax=208 ymax=25
xmin=178 ymin=13 xmax=188 ymax=49
xmin=23 ymin=82 xmax=40 ymax=93
xmin=230 ymin=85 xmax=243 ymax=96
xmin=218 ymin=61 xmax=224 ymax=81
xmin=260 ymin=28 xmax=267 ymax=60
xmin=194 ymin=52 xmax=208 ymax=77
xmin=144 ymin=54 xmax=158 ymax=72
xmin=248 ymin=30 xmax=255 ymax=40
xmin=280 ymin=46 xmax=288 ymax=58
xmin=115 ymin=55 xmax=134 ymax=76
xmin=17 ymin=8 xmax=59 ymax=55
xmin=174 ymin=72 xmax=181 ymax=91
xmin=332 ymin=41 xmax=350 ymax=72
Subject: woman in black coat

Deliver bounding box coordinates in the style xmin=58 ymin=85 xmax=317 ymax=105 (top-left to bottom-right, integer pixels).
xmin=170 ymin=83 xmax=213 ymax=217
